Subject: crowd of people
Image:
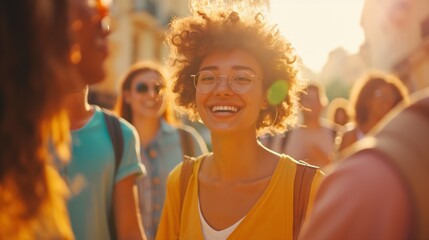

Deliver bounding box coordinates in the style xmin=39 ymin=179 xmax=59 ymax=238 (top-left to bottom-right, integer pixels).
xmin=1 ymin=0 xmax=428 ymax=239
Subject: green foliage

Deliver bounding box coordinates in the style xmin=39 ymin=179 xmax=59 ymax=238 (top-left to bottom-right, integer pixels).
xmin=325 ymin=78 xmax=351 ymax=101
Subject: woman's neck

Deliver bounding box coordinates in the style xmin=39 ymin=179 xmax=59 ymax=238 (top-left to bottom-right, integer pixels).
xmin=65 ymin=87 xmax=94 ymax=130
xmin=133 ymin=116 xmax=162 ymax=147
xmin=208 ymin=131 xmax=266 ymax=181
xmin=303 ymin=116 xmax=321 ymax=129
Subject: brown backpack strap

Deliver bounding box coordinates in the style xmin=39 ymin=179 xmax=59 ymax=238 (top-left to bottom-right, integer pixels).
xmin=178 ymin=128 xmax=195 ymax=157
xmin=179 ymin=155 xmax=195 ymax=215
xmin=293 ymin=160 xmax=318 ymax=240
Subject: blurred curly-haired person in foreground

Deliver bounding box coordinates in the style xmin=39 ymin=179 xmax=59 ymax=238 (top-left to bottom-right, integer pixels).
xmin=0 ymin=0 xmax=75 ymax=239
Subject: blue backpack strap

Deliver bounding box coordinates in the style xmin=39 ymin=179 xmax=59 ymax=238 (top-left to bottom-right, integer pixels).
xmin=103 ymin=110 xmax=123 ymax=175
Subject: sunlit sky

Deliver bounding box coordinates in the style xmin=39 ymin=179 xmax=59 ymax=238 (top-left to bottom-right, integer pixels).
xmin=270 ymin=0 xmax=365 ymax=72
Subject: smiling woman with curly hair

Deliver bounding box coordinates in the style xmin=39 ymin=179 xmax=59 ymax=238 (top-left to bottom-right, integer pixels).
xmin=168 ymin=1 xmax=302 ymax=136
xmin=156 ymin=1 xmax=324 ymax=239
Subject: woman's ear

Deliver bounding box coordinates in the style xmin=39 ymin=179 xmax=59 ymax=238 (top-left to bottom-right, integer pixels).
xmin=261 ymin=97 xmax=269 ymax=110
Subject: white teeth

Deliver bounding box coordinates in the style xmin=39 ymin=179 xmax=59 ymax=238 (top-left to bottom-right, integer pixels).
xmin=212 ymin=106 xmax=238 ymax=112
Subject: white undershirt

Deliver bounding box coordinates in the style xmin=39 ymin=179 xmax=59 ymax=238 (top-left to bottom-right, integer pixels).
xmin=198 ymin=200 xmax=245 ymax=240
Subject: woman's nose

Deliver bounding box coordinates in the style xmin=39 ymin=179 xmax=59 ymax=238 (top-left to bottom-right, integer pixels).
xmin=213 ymin=76 xmax=233 ymax=94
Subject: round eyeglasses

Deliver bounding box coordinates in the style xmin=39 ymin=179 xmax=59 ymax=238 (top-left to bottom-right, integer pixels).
xmin=191 ymin=70 xmax=260 ymax=94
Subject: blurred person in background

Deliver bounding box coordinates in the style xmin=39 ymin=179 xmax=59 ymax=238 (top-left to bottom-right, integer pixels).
xmin=300 ymin=14 xmax=429 ymax=240
xmin=300 ymin=88 xmax=429 ymax=240
xmin=326 ymin=97 xmax=351 ymax=128
xmin=284 ymin=82 xmax=336 ymax=168
xmin=0 ymin=0 xmax=74 ymax=239
xmin=325 ymin=97 xmax=353 ymax=160
xmin=61 ymin=0 xmax=147 ymax=239
xmin=156 ymin=1 xmax=324 ymax=239
xmin=262 ymin=82 xmax=336 ymax=168
xmin=115 ymin=61 xmax=208 ymax=239
xmin=338 ymin=71 xmax=410 ymax=152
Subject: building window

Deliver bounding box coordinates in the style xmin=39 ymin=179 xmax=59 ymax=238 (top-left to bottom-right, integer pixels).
xmin=134 ymin=0 xmax=157 ymax=17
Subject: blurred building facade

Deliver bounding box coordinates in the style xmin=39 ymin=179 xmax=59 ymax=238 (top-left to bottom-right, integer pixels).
xmin=361 ymin=0 xmax=429 ymax=72
xmin=320 ymin=0 xmax=429 ymax=97
xmin=394 ymin=15 xmax=429 ymax=92
xmin=93 ymin=0 xmax=429 ymax=107
xmin=89 ymin=0 xmax=189 ymax=109
xmin=319 ymin=47 xmax=368 ymax=99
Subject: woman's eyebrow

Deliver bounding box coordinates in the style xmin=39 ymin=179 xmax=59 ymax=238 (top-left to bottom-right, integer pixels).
xmin=231 ymin=65 xmax=256 ymax=73
xmin=199 ymin=65 xmax=256 ymax=73
xmin=199 ymin=66 xmax=218 ymax=71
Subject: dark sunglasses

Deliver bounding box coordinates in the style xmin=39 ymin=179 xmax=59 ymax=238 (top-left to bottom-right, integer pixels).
xmin=136 ymin=82 xmax=164 ymax=95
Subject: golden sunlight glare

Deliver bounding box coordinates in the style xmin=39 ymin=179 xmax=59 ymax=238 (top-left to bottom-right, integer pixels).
xmin=270 ymin=0 xmax=365 ymax=72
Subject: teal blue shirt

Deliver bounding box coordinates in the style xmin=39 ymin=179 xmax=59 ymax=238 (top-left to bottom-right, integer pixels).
xmin=63 ymin=106 xmax=145 ymax=240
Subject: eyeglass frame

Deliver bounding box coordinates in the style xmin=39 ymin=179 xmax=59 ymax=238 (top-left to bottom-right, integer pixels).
xmin=191 ymin=70 xmax=262 ymax=94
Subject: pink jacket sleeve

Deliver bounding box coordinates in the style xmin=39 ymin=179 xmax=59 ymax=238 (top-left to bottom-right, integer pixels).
xmin=299 ymin=150 xmax=411 ymax=240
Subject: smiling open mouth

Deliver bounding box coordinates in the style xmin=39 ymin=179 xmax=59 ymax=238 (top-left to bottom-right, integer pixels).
xmin=211 ymin=105 xmax=239 ymax=113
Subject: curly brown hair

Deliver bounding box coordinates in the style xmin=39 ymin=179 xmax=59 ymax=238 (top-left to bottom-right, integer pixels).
xmin=0 ymin=0 xmax=72 ymax=238
xmin=167 ymin=1 xmax=303 ymax=136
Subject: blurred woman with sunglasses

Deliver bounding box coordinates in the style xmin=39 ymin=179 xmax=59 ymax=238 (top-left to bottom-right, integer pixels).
xmin=0 ymin=0 xmax=74 ymax=239
xmin=156 ymin=1 xmax=324 ymax=239
xmin=115 ymin=61 xmax=208 ymax=240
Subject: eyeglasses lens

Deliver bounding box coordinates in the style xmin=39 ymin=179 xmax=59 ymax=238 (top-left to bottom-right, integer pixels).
xmin=194 ymin=71 xmax=255 ymax=94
